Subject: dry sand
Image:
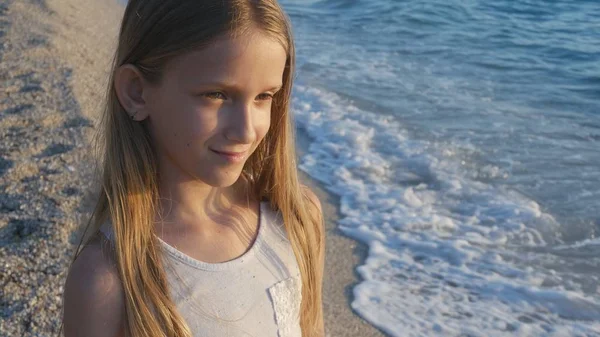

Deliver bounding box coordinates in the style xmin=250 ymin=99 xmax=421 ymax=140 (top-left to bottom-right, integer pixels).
xmin=0 ymin=0 xmax=386 ymax=335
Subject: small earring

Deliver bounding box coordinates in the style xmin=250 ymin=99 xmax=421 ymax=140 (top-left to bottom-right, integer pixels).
xmin=130 ymin=110 xmax=139 ymax=120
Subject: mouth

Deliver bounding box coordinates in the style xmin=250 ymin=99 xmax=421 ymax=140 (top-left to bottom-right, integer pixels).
xmin=210 ymin=149 xmax=248 ymax=163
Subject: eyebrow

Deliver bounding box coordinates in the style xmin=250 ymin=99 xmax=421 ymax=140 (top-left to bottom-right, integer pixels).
xmin=267 ymin=85 xmax=283 ymax=92
xmin=194 ymin=81 xmax=282 ymax=93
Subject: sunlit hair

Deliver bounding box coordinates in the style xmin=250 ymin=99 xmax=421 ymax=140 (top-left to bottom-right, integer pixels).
xmin=61 ymin=0 xmax=324 ymax=336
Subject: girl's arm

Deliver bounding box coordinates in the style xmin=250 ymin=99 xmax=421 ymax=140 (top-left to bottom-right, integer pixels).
xmin=62 ymin=236 xmax=128 ymax=337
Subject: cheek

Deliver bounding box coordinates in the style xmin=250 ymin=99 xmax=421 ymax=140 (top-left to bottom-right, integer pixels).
xmin=186 ymin=112 xmax=218 ymax=140
xmin=149 ymin=95 xmax=217 ymax=149
xmin=255 ymin=109 xmax=272 ymax=141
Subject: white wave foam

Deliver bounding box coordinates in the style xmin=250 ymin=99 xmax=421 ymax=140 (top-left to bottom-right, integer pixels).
xmin=293 ymin=84 xmax=600 ymax=336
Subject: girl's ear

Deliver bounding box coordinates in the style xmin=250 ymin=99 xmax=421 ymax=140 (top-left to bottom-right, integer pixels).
xmin=114 ymin=64 xmax=151 ymax=121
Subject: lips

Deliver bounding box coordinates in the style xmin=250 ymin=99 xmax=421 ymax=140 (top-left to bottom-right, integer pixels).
xmin=212 ymin=150 xmax=247 ymax=156
xmin=210 ymin=148 xmax=249 ymax=163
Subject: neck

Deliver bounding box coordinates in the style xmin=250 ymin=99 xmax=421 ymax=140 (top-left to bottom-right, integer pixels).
xmin=155 ymin=170 xmax=255 ymax=233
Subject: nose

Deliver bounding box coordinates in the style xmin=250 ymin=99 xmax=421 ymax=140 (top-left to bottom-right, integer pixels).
xmin=224 ymin=101 xmax=256 ymax=144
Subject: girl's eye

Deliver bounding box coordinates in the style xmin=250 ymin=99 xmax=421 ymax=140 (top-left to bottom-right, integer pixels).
xmin=256 ymin=93 xmax=274 ymax=101
xmin=203 ymin=92 xmax=226 ymax=100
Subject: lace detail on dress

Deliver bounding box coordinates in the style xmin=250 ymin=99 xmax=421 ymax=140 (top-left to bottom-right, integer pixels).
xmin=268 ymin=275 xmax=303 ymax=337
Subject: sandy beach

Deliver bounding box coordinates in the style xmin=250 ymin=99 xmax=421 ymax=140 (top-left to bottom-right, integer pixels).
xmin=0 ymin=0 xmax=385 ymax=336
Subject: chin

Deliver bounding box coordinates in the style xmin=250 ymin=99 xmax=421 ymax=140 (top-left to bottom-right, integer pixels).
xmin=201 ymin=169 xmax=244 ymax=188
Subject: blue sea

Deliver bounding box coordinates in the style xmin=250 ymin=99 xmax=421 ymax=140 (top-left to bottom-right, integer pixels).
xmin=281 ymin=0 xmax=600 ymax=336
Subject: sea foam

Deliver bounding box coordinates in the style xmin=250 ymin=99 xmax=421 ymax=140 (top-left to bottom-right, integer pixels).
xmin=293 ymin=84 xmax=600 ymax=337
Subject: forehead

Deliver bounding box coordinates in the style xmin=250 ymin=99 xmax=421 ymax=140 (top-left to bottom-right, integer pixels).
xmin=163 ymin=32 xmax=287 ymax=88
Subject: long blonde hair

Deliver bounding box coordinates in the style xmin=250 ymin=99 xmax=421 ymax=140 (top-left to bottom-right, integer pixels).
xmin=64 ymin=0 xmax=323 ymax=336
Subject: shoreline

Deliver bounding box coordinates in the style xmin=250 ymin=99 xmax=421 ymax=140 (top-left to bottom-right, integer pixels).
xmin=297 ymin=128 xmax=387 ymax=337
xmin=0 ymin=0 xmax=386 ymax=335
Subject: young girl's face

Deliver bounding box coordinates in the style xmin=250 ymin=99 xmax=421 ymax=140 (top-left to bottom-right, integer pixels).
xmin=143 ymin=31 xmax=287 ymax=187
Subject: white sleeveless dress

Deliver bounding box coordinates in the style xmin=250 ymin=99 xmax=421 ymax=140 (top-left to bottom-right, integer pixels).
xmin=99 ymin=201 xmax=303 ymax=337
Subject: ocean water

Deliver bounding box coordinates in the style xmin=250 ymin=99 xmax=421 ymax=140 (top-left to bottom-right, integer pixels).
xmin=281 ymin=0 xmax=600 ymax=336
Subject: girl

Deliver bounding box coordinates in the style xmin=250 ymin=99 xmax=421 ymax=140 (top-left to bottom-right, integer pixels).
xmin=61 ymin=1 xmax=325 ymax=336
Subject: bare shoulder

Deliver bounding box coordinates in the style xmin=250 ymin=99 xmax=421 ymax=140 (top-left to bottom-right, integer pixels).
xmin=300 ymin=185 xmax=325 ymax=250
xmin=300 ymin=184 xmax=323 ymax=221
xmin=62 ymin=234 xmax=127 ymax=337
